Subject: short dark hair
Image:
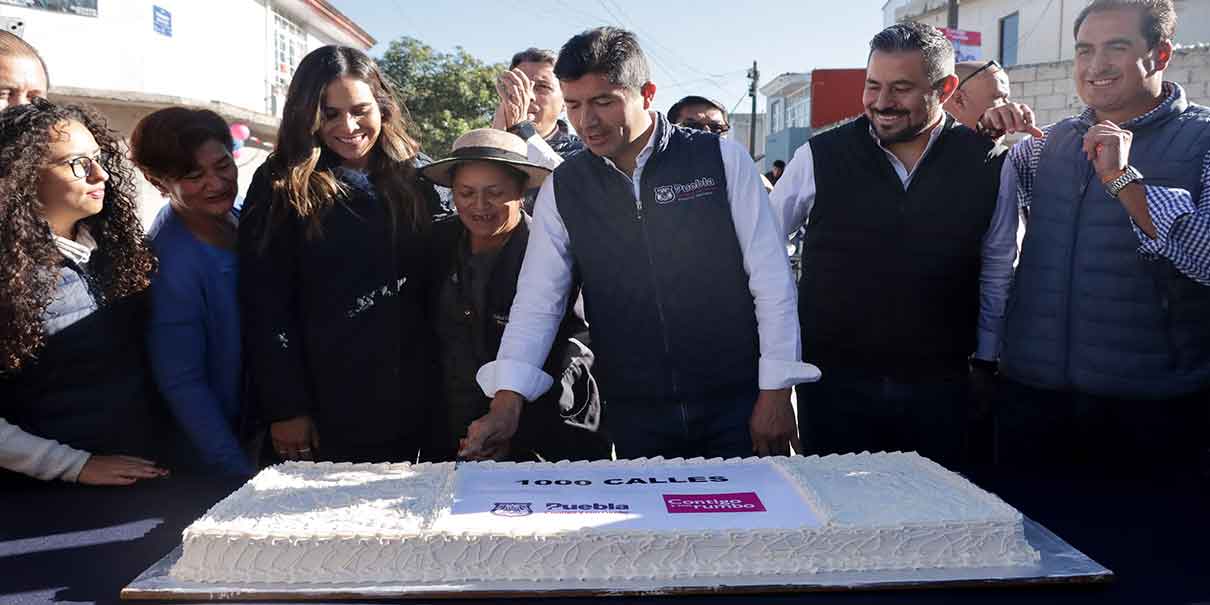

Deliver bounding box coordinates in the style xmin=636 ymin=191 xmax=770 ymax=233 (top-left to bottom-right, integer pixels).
xmin=1074 ymin=0 xmax=1176 ymax=49
xmin=868 ymin=22 xmax=955 ymax=84
xmin=773 ymin=160 xmax=786 ymax=169
xmin=0 ymin=31 xmax=50 ymax=87
xmin=667 ymin=95 xmax=728 ymax=125
xmin=130 ymin=107 xmax=233 ymax=182
xmin=554 ymin=26 xmax=650 ymax=90
xmin=510 ymin=47 xmax=557 ymax=70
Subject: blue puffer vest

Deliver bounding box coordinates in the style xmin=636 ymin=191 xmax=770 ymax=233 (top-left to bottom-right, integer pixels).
xmin=1001 ymin=83 xmax=1210 ymax=399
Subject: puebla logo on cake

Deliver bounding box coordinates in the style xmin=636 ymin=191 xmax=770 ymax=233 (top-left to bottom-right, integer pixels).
xmin=544 ymin=501 xmax=631 ymax=514
xmin=490 ymin=502 xmax=533 ymax=517
xmin=663 ymin=492 xmax=766 ymax=513
xmin=653 ymin=177 xmax=718 ymax=205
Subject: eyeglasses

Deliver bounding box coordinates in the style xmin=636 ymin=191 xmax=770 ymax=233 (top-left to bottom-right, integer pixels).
xmin=53 ymin=151 xmax=111 ymax=180
xmin=680 ymin=119 xmax=730 ymax=134
xmin=956 ymin=60 xmax=1001 ymax=92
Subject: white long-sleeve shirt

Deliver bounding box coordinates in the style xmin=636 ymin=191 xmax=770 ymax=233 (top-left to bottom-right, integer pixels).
xmin=770 ymin=120 xmax=1019 ymax=362
xmin=477 ymin=115 xmax=821 ymax=402
xmin=0 ymin=418 xmax=89 ymax=481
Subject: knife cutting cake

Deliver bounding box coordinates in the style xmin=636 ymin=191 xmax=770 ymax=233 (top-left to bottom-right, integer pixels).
xmin=170 ymin=452 xmax=1039 ymax=584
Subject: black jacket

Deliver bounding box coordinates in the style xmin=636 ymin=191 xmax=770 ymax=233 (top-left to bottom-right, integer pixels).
xmin=428 ymin=214 xmax=606 ymax=461
xmin=239 ymin=162 xmax=441 ymax=462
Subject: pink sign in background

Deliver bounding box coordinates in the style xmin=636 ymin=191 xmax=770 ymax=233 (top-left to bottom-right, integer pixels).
xmin=663 ymin=492 xmax=767 ymax=514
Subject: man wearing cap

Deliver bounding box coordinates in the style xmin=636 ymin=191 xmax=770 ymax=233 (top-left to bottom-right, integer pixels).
xmin=460 ymin=27 xmax=819 ymax=461
xmin=669 ymin=94 xmax=775 ymax=191
xmin=668 ymin=95 xmax=730 ymax=135
xmin=421 ymin=129 xmax=608 ymax=462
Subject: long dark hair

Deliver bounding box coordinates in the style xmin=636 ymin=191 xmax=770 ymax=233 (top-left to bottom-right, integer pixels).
xmin=0 ymin=98 xmax=155 ymax=372
xmin=263 ymin=45 xmax=427 ymax=243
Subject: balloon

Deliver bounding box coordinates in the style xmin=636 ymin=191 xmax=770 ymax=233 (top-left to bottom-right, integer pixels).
xmin=230 ymin=123 xmax=251 ymax=141
xmin=232 ymin=138 xmax=244 ymax=151
xmin=232 ymin=148 xmax=244 ymax=159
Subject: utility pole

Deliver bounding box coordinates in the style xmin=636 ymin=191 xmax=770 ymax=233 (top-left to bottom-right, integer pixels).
xmin=747 ymin=60 xmax=759 ymax=159
xmin=947 ymin=0 xmax=959 ymax=29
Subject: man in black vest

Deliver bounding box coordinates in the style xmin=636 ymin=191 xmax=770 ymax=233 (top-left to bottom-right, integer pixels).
xmin=460 ymin=26 xmax=819 ymax=461
xmin=770 ymin=22 xmax=1023 ymax=467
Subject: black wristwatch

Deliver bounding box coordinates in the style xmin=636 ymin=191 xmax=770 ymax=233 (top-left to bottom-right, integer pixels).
xmin=969 ymin=356 xmax=998 ymax=375
xmin=507 ymin=120 xmax=539 ymax=141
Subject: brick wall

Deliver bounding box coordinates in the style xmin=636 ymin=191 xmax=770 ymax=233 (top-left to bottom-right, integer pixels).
xmin=1005 ymin=44 xmax=1210 ymax=127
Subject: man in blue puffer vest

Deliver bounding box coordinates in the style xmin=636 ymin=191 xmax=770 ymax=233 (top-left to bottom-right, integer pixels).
xmin=984 ymin=0 xmax=1210 ymax=472
xmin=460 ymin=27 xmax=820 ymax=461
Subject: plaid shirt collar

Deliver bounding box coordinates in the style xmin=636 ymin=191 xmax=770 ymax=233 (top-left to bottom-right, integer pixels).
xmin=1078 ymin=81 xmax=1184 ymax=129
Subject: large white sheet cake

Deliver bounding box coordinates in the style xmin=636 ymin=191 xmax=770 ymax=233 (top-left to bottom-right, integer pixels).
xmin=170 ymin=452 xmax=1039 ymax=584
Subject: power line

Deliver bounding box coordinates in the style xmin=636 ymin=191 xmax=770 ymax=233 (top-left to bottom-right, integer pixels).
xmin=1019 ymin=0 xmax=1059 ymax=47
xmin=602 ymin=0 xmax=732 ymax=97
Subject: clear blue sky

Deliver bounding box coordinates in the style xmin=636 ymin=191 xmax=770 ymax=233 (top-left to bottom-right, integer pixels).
xmin=329 ymin=0 xmax=886 ymax=115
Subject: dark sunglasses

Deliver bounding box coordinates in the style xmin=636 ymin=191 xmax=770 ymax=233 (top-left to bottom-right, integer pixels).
xmin=956 ymin=60 xmax=1001 ymax=91
xmin=680 ymin=119 xmax=730 ymax=134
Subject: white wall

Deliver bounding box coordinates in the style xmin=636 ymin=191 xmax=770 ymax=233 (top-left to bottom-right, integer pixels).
xmin=908 ymin=0 xmax=1210 ymax=67
xmin=1174 ymin=0 xmax=1210 ymax=46
xmin=2 ymin=0 xmax=272 ymax=115
xmin=912 ymin=0 xmax=1070 ymax=65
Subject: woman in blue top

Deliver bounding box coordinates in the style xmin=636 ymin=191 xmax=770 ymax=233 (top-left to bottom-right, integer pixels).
xmin=131 ymin=108 xmax=253 ymax=476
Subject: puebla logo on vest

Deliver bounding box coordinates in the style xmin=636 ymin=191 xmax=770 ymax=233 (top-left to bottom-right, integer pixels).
xmin=491 ymin=502 xmax=533 ymax=517
xmin=653 ymin=177 xmax=719 ymax=205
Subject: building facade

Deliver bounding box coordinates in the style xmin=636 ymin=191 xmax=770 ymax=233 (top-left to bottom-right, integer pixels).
xmin=889 ymin=0 xmax=1210 ymax=67
xmin=726 ymin=112 xmax=767 ymax=162
xmin=0 ymin=0 xmax=373 ymax=224
xmin=760 ymin=72 xmax=811 ymax=171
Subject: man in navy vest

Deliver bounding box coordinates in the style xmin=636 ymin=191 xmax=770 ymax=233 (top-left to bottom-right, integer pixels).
xmin=771 ymin=22 xmax=1026 ymax=467
xmin=460 ymin=26 xmax=820 ymax=461
xmin=985 ymin=0 xmax=1210 ymax=471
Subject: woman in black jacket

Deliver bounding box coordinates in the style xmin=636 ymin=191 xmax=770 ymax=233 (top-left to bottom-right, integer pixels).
xmin=238 ymin=46 xmax=441 ymax=464
xmin=421 ymin=129 xmax=608 ymax=462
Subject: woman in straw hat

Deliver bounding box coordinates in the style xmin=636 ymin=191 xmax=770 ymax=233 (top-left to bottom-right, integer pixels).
xmin=422 ymin=129 xmax=608 ymax=462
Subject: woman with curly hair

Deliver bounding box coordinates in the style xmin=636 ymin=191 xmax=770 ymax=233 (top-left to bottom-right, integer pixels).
xmin=132 ymin=107 xmax=254 ymax=477
xmin=0 ymin=98 xmax=170 ymax=484
xmin=239 ymin=45 xmax=442 ymax=463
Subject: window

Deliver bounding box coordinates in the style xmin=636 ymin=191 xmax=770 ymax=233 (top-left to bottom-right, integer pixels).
xmin=788 ymin=95 xmax=810 ymax=129
xmin=770 ymin=99 xmax=783 ymax=133
xmin=1000 ymin=13 xmax=1020 ymax=66
xmin=274 ymin=13 xmax=306 ymax=92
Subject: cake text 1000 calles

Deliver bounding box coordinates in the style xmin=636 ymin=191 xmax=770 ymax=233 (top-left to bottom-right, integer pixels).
xmin=515 ymin=475 xmax=730 ymax=486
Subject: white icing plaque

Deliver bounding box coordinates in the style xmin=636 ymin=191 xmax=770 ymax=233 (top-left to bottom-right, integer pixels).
xmin=435 ymin=460 xmax=823 ymax=533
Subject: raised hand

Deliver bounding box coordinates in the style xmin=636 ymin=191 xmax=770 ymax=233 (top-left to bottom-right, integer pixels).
xmin=979 ymin=102 xmax=1045 ymax=139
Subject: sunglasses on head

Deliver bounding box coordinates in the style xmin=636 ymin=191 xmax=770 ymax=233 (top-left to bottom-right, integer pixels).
xmin=956 ymin=60 xmax=1001 ymax=91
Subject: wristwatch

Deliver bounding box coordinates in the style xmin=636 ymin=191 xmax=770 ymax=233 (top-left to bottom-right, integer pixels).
xmin=507 ymin=120 xmax=538 ymax=141
xmin=1103 ymin=165 xmax=1144 ymax=198
xmin=969 ymin=356 xmax=998 ymax=375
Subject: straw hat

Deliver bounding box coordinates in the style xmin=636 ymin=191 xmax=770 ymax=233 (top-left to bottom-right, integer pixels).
xmin=420 ymin=128 xmax=551 ymax=189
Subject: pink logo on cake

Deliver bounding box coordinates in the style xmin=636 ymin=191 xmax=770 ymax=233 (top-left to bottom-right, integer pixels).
xmin=663 ymin=492 xmax=766 ymax=513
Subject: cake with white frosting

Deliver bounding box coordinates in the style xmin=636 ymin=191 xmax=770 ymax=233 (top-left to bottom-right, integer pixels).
xmin=170 ymin=452 xmax=1039 ymax=584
